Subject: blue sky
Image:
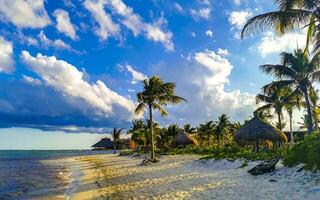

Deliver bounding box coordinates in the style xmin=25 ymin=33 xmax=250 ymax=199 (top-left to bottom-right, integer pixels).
xmin=0 ymin=0 xmax=310 ymax=149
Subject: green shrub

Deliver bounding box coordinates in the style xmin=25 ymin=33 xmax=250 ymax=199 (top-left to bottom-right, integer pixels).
xmin=283 ymin=132 xmax=320 ymax=170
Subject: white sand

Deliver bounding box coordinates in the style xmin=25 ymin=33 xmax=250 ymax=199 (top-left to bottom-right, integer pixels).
xmin=43 ymin=154 xmax=320 ymax=199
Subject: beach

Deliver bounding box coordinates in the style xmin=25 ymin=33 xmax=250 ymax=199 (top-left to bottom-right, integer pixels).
xmin=43 ymin=154 xmax=320 ymax=200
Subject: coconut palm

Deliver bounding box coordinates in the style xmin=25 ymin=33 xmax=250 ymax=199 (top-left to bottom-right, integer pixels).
xmin=183 ymin=124 xmax=196 ymax=134
xmin=241 ymin=0 xmax=320 ymax=53
xmin=128 ymin=120 xmax=147 ymax=147
xmin=111 ymin=128 xmax=123 ymax=154
xmin=215 ymin=114 xmax=232 ymax=146
xmin=197 ymin=121 xmax=216 ymax=145
xmin=259 ymin=49 xmax=320 ymax=133
xmin=135 ymin=76 xmax=186 ymax=161
xmin=285 ymin=103 xmax=298 ymax=142
xmin=256 ymin=85 xmax=298 ymax=131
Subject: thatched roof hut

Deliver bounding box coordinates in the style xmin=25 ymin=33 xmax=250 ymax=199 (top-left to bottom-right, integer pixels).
xmin=234 ymin=114 xmax=287 ymax=145
xmin=172 ymin=132 xmax=198 ymax=148
xmin=92 ymin=138 xmax=113 ymax=150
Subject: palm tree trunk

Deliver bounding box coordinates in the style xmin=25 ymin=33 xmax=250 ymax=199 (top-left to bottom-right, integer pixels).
xmin=113 ymin=142 xmax=117 ymax=154
xmin=302 ymin=85 xmax=313 ymax=133
xmin=313 ymin=110 xmax=318 ymax=131
xmin=277 ymin=111 xmax=282 ymax=131
xmin=148 ymin=104 xmax=155 ymax=160
xmin=289 ymin=112 xmax=294 ymax=143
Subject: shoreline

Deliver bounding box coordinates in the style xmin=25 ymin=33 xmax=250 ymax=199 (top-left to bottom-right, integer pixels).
xmin=42 ymin=154 xmax=320 ymax=200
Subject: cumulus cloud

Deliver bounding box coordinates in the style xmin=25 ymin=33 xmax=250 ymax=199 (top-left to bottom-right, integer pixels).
xmin=20 ymin=51 xmax=136 ymax=120
xmin=256 ymin=31 xmax=307 ymax=57
xmin=228 ymin=10 xmax=252 ymax=39
xmin=150 ymin=49 xmax=256 ymax=125
xmin=38 ymin=31 xmax=72 ymax=51
xmin=84 ymin=0 xmax=174 ymax=51
xmin=0 ymin=37 xmax=14 ymax=74
xmin=0 ymin=0 xmax=51 ymax=28
xmin=205 ymin=30 xmax=213 ymax=37
xmin=53 ymin=9 xmax=78 ymax=40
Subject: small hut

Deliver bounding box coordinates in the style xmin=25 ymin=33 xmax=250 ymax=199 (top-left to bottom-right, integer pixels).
xmin=234 ymin=113 xmax=287 ymax=150
xmin=172 ymin=132 xmax=198 ymax=148
xmin=92 ymin=138 xmax=113 ymax=150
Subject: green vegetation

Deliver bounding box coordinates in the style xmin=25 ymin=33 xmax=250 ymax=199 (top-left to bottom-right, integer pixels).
xmin=283 ymin=132 xmax=320 ymax=170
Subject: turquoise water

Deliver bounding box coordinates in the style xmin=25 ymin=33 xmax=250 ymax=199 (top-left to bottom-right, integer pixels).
xmin=0 ymin=150 xmax=112 ymax=199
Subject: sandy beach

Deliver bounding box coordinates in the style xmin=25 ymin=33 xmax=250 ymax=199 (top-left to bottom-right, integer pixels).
xmin=40 ymin=154 xmax=320 ymax=200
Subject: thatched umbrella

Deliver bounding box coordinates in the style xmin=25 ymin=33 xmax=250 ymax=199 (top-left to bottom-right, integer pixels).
xmin=172 ymin=132 xmax=198 ymax=148
xmin=234 ymin=113 xmax=287 ymax=150
xmin=92 ymin=138 xmax=113 ymax=150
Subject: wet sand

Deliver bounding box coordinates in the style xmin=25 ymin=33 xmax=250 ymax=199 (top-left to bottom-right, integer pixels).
xmin=42 ymin=154 xmax=320 ymax=200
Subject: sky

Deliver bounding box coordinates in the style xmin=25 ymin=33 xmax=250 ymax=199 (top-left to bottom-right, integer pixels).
xmin=0 ymin=0 xmax=311 ymax=149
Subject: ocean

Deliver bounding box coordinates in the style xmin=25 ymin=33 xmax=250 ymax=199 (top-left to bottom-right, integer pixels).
xmin=0 ymin=150 xmax=112 ymax=199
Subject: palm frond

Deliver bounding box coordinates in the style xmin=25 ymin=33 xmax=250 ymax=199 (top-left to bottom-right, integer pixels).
xmin=152 ymin=103 xmax=168 ymax=117
xmin=135 ymin=102 xmax=146 ymax=115
xmin=260 ymin=64 xmax=297 ymax=79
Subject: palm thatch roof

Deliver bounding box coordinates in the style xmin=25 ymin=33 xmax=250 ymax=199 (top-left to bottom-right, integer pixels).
xmin=172 ymin=132 xmax=198 ymax=147
xmin=234 ymin=115 xmax=287 ymax=143
xmin=92 ymin=138 xmax=113 ymax=149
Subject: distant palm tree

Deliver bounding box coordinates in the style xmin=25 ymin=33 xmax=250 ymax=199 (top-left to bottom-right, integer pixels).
xmin=135 ymin=76 xmax=186 ymax=161
xmin=128 ymin=120 xmax=147 ymax=147
xmin=197 ymin=121 xmax=216 ymax=145
xmin=215 ymin=114 xmax=232 ymax=146
xmin=259 ymin=49 xmax=320 ymax=133
xmin=183 ymin=124 xmax=196 ymax=134
xmin=111 ymin=128 xmax=123 ymax=154
xmin=241 ymin=0 xmax=320 ymax=53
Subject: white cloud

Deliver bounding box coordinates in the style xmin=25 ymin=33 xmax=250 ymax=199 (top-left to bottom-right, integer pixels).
xmin=84 ymin=0 xmax=120 ymax=40
xmin=205 ymin=30 xmax=213 ymax=37
xmin=192 ymin=32 xmax=196 ymax=37
xmin=0 ymin=37 xmax=14 ymax=74
xmin=150 ymin=49 xmax=255 ymax=125
xmin=174 ymin=3 xmax=184 ymax=13
xmin=20 ymin=51 xmax=136 ymax=120
xmin=22 ymin=75 xmax=41 ymax=86
xmin=233 ymin=0 xmax=242 ymax=5
xmin=53 ymin=9 xmax=78 ymax=40
xmin=217 ymin=48 xmax=229 ymax=56
xmin=38 ymin=31 xmax=72 ymax=51
xmin=0 ymin=0 xmax=51 ymax=28
xmin=228 ymin=10 xmax=253 ymax=39
xmin=84 ymin=0 xmax=174 ymax=51
xmin=120 ymin=64 xmax=147 ymax=84
xmin=190 ymin=8 xmax=211 ymax=20
xmin=256 ymin=31 xmax=307 ymax=57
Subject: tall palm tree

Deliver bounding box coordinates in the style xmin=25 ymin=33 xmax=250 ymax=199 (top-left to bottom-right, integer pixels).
xmin=111 ymin=128 xmax=123 ymax=154
xmin=259 ymin=49 xmax=320 ymax=133
xmin=215 ymin=114 xmax=232 ymax=146
xmin=241 ymin=0 xmax=320 ymax=53
xmin=135 ymin=76 xmax=186 ymax=161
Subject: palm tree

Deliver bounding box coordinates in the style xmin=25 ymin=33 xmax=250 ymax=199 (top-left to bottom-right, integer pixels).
xmin=197 ymin=121 xmax=216 ymax=145
xmin=285 ymin=103 xmax=297 ymax=142
xmin=256 ymin=85 xmax=297 ymax=131
xmin=241 ymin=0 xmax=320 ymax=53
xmin=111 ymin=128 xmax=123 ymax=154
xmin=128 ymin=120 xmax=147 ymax=147
xmin=183 ymin=124 xmax=196 ymax=134
xmin=259 ymin=49 xmax=320 ymax=133
xmin=214 ymin=114 xmax=232 ymax=146
xmin=135 ymin=76 xmax=186 ymax=161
